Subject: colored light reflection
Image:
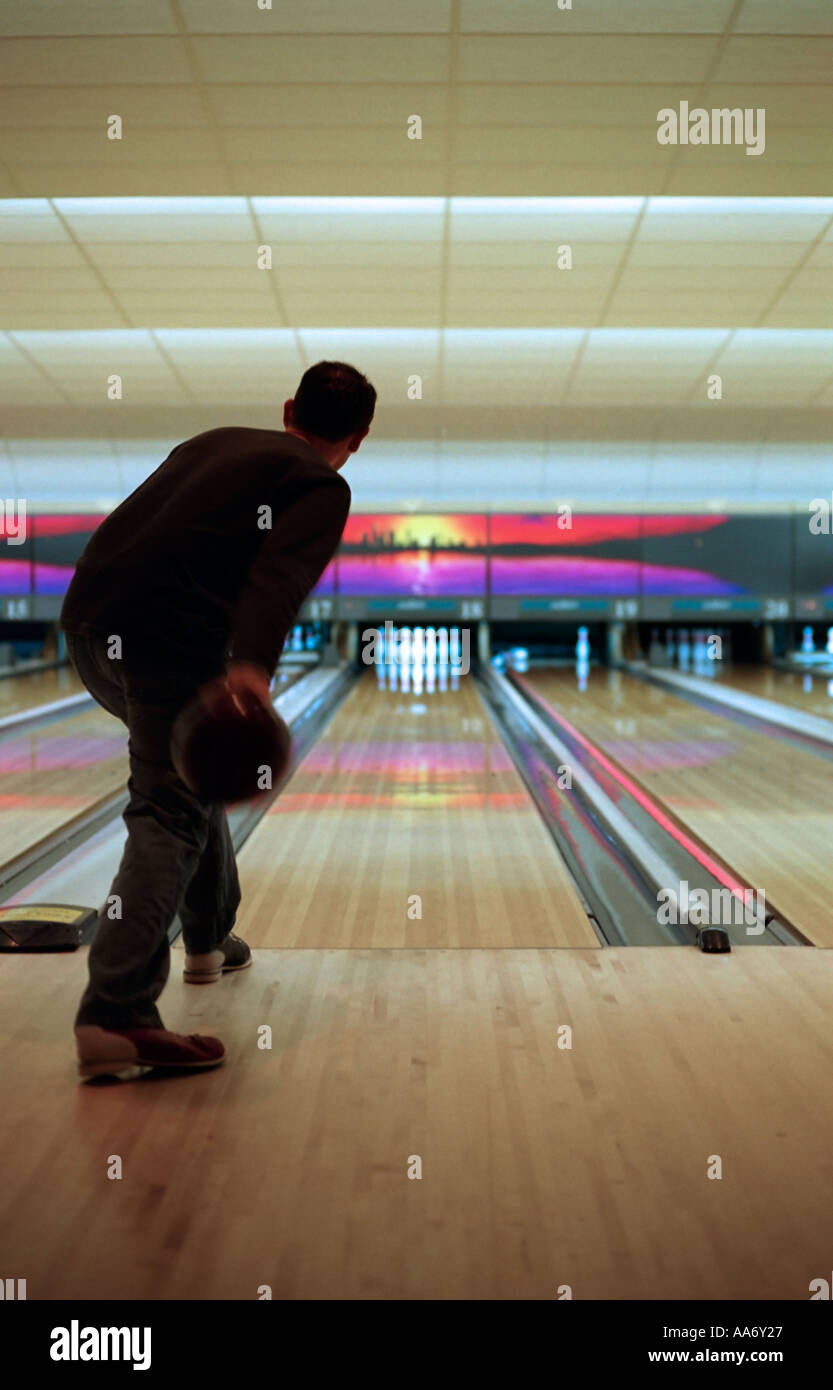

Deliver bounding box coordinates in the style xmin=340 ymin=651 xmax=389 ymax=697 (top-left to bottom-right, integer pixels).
xmin=602 ymin=740 xmax=736 ymax=772
xmin=516 ymin=674 xmax=758 ymax=913
xmin=0 ymin=732 xmax=126 ymax=772
xmin=269 ymin=731 xmax=519 ymax=812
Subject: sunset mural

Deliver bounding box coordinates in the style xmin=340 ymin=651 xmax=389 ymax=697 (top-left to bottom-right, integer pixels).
xmin=11 ymin=512 xmax=795 ymax=605
xmin=640 ymin=515 xmax=791 ymax=597
xmin=311 ymin=560 xmax=336 ymax=596
xmin=794 ymin=515 xmax=833 ymax=597
xmin=33 ymin=515 xmax=106 ymax=596
xmin=0 ymin=537 xmax=32 ymax=596
xmin=339 ymin=514 xmax=487 ymax=596
xmin=489 ymin=514 xmax=641 ymax=596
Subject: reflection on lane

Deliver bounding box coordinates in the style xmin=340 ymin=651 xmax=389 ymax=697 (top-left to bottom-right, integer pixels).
xmin=0 ymin=664 xmax=86 ymax=717
xmin=0 ymin=707 xmax=127 ymax=865
xmin=0 ymin=662 xmax=309 ymax=869
xmin=710 ymin=662 xmax=833 ymax=722
xmin=237 ymin=669 xmax=594 ymax=949
xmin=270 ymin=734 xmax=523 ymax=814
xmin=522 ymin=664 xmax=833 ymax=944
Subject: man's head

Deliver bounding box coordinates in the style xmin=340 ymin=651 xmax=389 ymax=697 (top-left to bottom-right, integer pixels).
xmin=284 ymin=360 xmax=376 ymax=471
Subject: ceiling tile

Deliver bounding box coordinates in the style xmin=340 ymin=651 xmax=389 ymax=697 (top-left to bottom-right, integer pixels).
xmin=179 ymin=0 xmax=453 ymax=34
xmin=191 ymin=35 xmax=451 ymax=83
xmin=0 ymin=37 xmax=192 ymax=84
xmin=458 ymin=36 xmax=719 ymax=84
xmin=460 ymin=0 xmax=736 ymax=33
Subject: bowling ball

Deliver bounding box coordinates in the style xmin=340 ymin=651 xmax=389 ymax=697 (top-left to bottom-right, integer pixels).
xmin=170 ymin=681 xmax=291 ymax=805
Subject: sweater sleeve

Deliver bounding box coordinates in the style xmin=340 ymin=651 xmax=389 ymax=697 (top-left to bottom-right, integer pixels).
xmin=228 ymin=471 xmax=350 ymax=677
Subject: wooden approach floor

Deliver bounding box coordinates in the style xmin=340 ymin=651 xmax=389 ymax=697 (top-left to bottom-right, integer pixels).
xmin=2 ymin=945 xmax=832 ymax=1299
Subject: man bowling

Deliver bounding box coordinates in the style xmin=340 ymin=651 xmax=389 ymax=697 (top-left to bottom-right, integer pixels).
xmin=61 ymin=361 xmax=376 ymax=1081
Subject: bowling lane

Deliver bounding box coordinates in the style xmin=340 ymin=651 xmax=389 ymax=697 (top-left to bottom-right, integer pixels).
xmin=0 ymin=663 xmax=86 ymax=716
xmin=231 ymin=669 xmax=597 ymax=948
xmin=520 ymin=665 xmax=833 ymax=947
xmin=0 ymin=659 xmax=308 ymax=724
xmin=0 ymin=704 xmax=128 ymax=865
xmin=709 ymin=662 xmax=833 ymax=723
xmin=0 ymin=662 xmax=309 ymax=869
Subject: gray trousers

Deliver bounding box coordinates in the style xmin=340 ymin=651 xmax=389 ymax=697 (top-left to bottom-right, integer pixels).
xmin=66 ymin=632 xmax=241 ymax=1030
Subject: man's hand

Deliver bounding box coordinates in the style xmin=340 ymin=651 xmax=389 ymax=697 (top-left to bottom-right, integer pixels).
xmin=225 ymin=660 xmax=272 ymax=705
xmin=195 ymin=661 xmax=272 ymax=716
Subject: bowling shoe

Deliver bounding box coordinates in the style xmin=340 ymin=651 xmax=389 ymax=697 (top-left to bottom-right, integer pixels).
xmin=75 ymin=1025 xmax=225 ymax=1081
xmin=183 ymin=931 xmax=252 ymax=984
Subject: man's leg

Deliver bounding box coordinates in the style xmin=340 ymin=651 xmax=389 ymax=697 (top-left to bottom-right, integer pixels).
xmin=71 ymin=637 xmax=217 ymax=1031
xmin=179 ymin=803 xmax=241 ymax=956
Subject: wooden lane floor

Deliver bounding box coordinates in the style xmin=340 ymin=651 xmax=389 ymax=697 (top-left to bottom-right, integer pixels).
xmin=5 ymin=943 xmax=833 ymax=1297
xmin=0 ymin=663 xmax=86 ymax=716
xmin=710 ymin=662 xmax=833 ymax=722
xmin=522 ymin=665 xmax=833 ymax=946
xmin=233 ymin=669 xmax=596 ymax=948
xmin=0 ymin=663 xmax=309 ymax=872
xmin=0 ymin=705 xmax=127 ymax=866
xmin=0 ymin=660 xmax=307 ymax=721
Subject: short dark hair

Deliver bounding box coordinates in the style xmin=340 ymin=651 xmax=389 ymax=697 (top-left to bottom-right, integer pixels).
xmin=291 ymin=361 xmax=376 ymax=442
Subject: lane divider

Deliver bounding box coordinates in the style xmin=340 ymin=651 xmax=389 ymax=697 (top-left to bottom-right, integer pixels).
xmin=630 ymin=663 xmax=833 ymax=748
xmin=511 ymin=669 xmax=805 ymax=944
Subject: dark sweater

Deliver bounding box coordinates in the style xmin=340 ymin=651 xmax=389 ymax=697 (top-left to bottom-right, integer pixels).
xmin=60 ymin=426 xmax=351 ymax=678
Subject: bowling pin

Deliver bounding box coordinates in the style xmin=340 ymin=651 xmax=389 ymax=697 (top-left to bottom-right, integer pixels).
xmin=576 ymin=626 xmax=590 ymax=662
xmin=801 ymin=625 xmax=815 ymax=657
xmin=678 ymin=629 xmax=691 ymax=670
xmin=413 ymin=626 xmax=425 ymax=667
xmin=826 ymin=626 xmax=833 ymax=658
xmin=438 ymin=627 xmax=449 ymax=665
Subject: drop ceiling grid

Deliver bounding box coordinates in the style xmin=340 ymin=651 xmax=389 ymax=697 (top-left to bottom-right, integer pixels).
xmin=0 ymin=0 xmax=831 ymax=197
